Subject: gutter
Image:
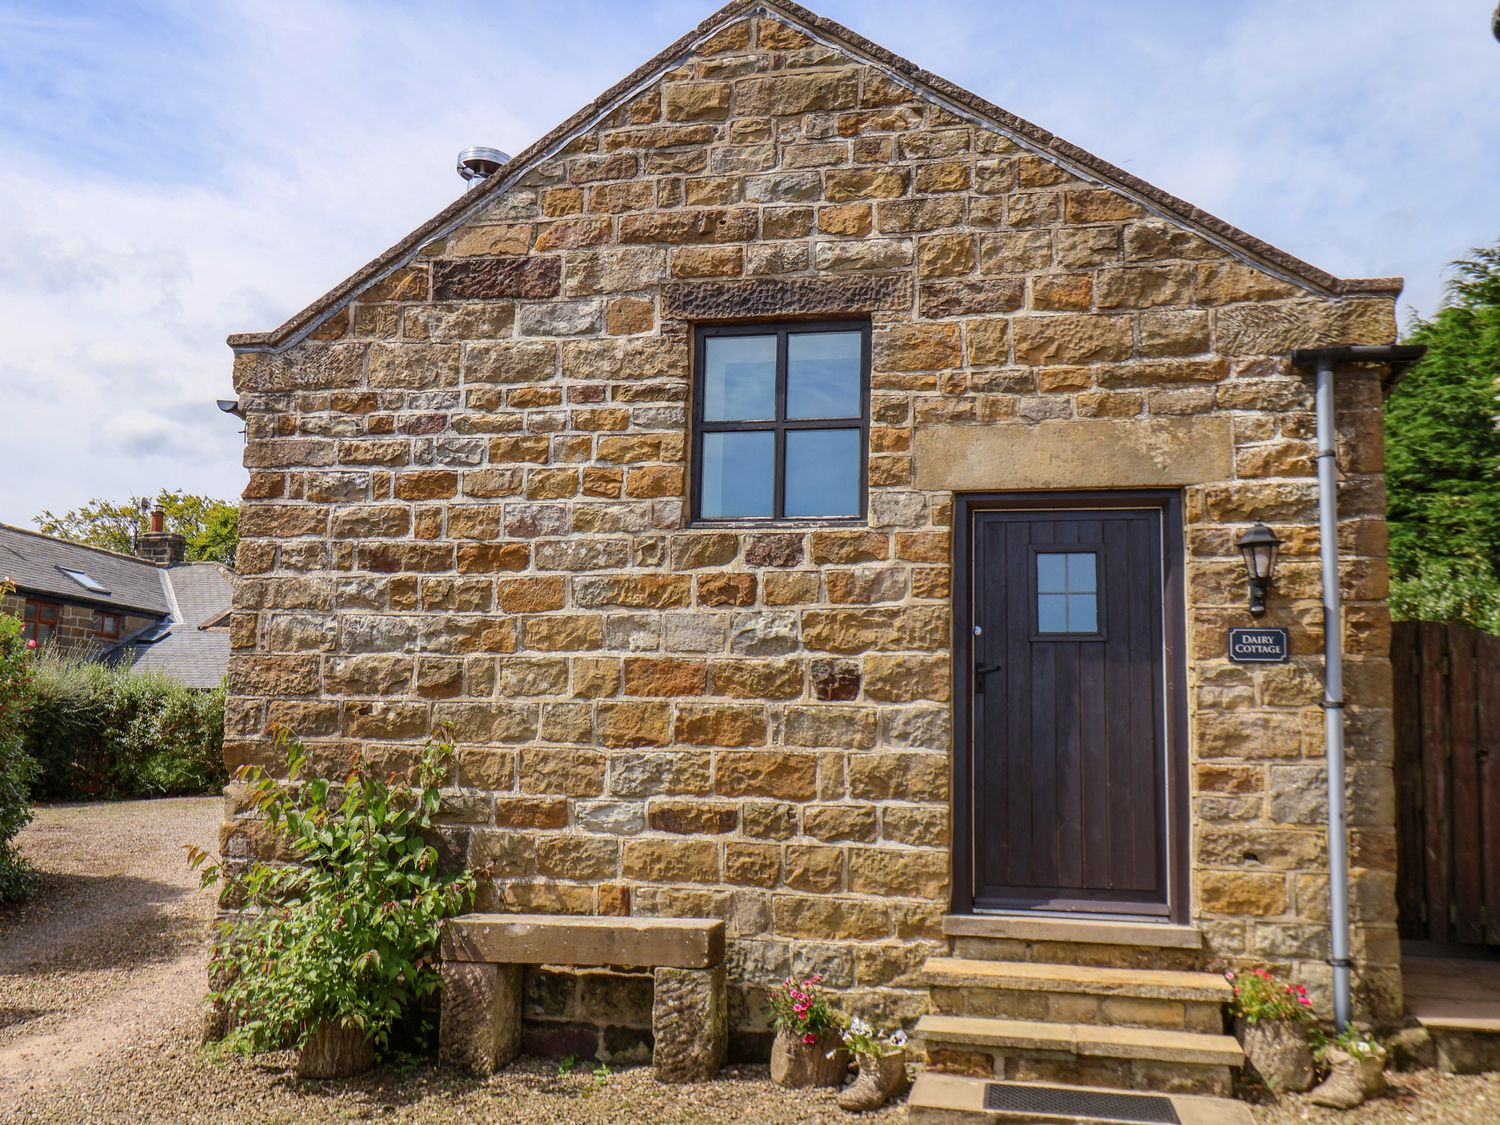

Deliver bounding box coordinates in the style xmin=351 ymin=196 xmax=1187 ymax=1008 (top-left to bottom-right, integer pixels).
xmin=1290 ymin=343 xmax=1426 ymax=1031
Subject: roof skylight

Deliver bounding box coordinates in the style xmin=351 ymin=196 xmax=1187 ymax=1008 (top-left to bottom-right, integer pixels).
xmin=58 ymin=567 xmax=111 ymax=595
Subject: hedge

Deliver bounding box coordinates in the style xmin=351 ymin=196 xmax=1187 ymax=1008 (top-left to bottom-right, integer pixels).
xmin=24 ymin=650 xmax=226 ymax=801
xmin=0 ymin=600 xmax=39 ymax=901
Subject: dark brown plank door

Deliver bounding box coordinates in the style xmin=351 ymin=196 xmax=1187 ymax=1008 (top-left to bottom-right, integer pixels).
xmin=971 ymin=508 xmax=1170 ymax=916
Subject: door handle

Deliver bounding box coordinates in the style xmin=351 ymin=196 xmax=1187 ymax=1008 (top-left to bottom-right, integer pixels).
xmin=975 ymin=663 xmax=1002 ymax=691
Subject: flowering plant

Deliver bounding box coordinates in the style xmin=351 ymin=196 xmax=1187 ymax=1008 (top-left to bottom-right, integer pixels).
xmin=767 ymin=975 xmax=842 ymax=1044
xmin=839 ymin=1015 xmax=908 ymax=1059
xmin=1225 ymin=967 xmax=1314 ymax=1023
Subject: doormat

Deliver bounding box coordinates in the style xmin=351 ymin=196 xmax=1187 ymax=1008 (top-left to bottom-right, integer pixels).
xmin=982 ymin=1081 xmax=1181 ymax=1123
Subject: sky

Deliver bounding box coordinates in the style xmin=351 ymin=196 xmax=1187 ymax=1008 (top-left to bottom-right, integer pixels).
xmin=0 ymin=0 xmax=1496 ymax=526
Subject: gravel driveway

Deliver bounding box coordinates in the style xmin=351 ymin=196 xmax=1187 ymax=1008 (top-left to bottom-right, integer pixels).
xmin=3 ymin=799 xmax=1499 ymax=1123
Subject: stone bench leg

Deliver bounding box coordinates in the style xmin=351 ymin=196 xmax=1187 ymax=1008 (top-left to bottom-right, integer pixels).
xmin=652 ymin=964 xmax=727 ymax=1083
xmin=439 ymin=961 xmax=522 ymax=1075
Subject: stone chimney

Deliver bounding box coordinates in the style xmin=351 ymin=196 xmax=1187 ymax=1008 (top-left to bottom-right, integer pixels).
xmin=136 ymin=506 xmax=186 ymax=567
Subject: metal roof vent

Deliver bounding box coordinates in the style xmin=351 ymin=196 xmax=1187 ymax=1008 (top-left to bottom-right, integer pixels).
xmin=457 ymin=147 xmax=511 ymax=190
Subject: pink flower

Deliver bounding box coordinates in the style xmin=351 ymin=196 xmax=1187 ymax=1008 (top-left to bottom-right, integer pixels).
xmin=25 ymin=639 xmax=36 ymax=649
xmin=802 ymin=1032 xmax=817 ymax=1045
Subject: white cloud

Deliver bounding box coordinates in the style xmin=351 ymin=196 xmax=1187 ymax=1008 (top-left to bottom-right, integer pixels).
xmin=0 ymin=0 xmax=1496 ymax=525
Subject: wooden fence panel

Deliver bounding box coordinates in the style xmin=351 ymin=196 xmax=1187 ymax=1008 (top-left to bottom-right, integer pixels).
xmin=1393 ymin=620 xmax=1500 ymax=945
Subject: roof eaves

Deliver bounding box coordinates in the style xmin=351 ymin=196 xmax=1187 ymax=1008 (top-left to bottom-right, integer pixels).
xmin=227 ymin=0 xmax=1401 ymax=356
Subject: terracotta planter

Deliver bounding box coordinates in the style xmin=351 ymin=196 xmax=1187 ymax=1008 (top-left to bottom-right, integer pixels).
xmin=297 ymin=1020 xmax=375 ymax=1079
xmin=838 ymin=1049 xmax=910 ymax=1112
xmin=770 ymin=1027 xmax=849 ymax=1088
xmin=1235 ymin=1018 xmax=1314 ymax=1093
xmin=1309 ymin=1045 xmax=1387 ymax=1109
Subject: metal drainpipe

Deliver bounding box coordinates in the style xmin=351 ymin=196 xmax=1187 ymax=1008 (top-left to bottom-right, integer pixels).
xmin=1313 ymin=354 xmax=1354 ymax=1033
xmin=1293 ymin=343 xmax=1424 ymax=1033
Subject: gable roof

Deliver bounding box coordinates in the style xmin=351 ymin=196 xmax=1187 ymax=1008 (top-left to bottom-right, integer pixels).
xmin=228 ymin=0 xmax=1402 ymax=355
xmin=118 ymin=563 xmax=232 ymax=688
xmin=0 ymin=523 xmax=170 ymax=616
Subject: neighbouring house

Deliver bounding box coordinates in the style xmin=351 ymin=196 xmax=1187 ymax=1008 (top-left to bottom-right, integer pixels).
xmin=0 ymin=514 xmax=232 ymax=687
xmin=223 ymin=0 xmax=1409 ymax=1099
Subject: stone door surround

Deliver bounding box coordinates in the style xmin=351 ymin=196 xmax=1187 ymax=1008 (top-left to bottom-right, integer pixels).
xmin=438 ymin=914 xmax=728 ymax=1082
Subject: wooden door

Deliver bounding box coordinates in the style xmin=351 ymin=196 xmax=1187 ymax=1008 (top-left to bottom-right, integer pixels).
xmin=956 ymin=496 xmax=1184 ymax=919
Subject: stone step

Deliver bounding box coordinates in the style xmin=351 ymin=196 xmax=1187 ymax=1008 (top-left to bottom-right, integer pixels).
xmin=922 ymin=957 xmax=1231 ymax=1033
xmin=907 ymin=1072 xmax=1255 ymax=1125
xmin=943 ymin=915 xmax=1205 ymax=971
xmin=916 ymin=1014 xmax=1241 ymax=1098
xmin=918 ymin=1014 xmax=1243 ymax=1066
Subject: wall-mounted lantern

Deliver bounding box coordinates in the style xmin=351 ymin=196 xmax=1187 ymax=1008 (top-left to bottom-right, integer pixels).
xmin=1236 ymin=521 xmax=1282 ymax=617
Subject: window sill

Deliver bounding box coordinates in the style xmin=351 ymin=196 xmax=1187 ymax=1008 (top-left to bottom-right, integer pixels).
xmin=687 ymin=517 xmax=869 ymax=530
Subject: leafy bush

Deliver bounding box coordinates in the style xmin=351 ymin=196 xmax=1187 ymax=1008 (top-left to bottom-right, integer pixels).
xmin=1386 ymin=243 xmax=1500 ymax=635
xmin=24 ymin=649 xmax=225 ymax=800
xmin=192 ymin=736 xmax=478 ymax=1058
xmin=1390 ymin=556 xmax=1500 ymax=635
xmin=0 ymin=584 xmax=40 ymax=901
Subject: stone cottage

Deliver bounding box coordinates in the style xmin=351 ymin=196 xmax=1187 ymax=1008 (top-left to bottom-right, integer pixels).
xmin=223 ymin=0 xmax=1406 ymax=1098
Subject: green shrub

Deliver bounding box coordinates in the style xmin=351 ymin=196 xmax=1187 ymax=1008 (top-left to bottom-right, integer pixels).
xmin=1390 ymin=556 xmax=1500 ymax=635
xmin=192 ymin=736 xmax=478 ymax=1057
xmin=0 ymin=586 xmax=40 ymax=901
xmin=24 ymin=649 xmax=225 ymax=800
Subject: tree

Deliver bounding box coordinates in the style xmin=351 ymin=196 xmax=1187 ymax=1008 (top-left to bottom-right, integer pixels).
xmin=1385 ymin=243 xmax=1500 ymax=633
xmin=35 ymin=491 xmax=239 ymax=566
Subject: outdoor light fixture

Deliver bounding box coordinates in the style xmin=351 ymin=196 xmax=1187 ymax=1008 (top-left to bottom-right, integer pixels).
xmin=1236 ymin=521 xmax=1282 ymax=617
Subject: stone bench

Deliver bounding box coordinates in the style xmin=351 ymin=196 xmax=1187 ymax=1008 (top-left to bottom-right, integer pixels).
xmin=438 ymin=913 xmax=727 ymax=1083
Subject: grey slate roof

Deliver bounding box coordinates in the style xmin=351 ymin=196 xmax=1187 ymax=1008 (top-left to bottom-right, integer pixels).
xmin=0 ymin=523 xmax=170 ymax=615
xmin=120 ymin=563 xmax=233 ymax=689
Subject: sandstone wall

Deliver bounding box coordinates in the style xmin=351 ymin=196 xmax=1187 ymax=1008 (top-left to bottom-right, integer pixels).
xmin=225 ymin=11 xmax=1403 ymax=1051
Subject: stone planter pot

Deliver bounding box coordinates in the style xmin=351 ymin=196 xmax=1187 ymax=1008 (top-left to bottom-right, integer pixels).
xmin=297 ymin=1020 xmax=375 ymax=1079
xmin=770 ymin=1027 xmax=849 ymax=1089
xmin=1235 ymin=1018 xmax=1315 ymax=1093
xmin=838 ymin=1050 xmax=910 ymax=1112
xmin=1309 ymin=1045 xmax=1387 ymax=1109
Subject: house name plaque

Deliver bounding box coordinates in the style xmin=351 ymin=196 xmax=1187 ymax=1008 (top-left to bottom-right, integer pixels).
xmin=1228 ymin=627 xmax=1290 ymax=663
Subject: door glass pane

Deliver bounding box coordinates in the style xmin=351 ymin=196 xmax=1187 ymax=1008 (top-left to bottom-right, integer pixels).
xmin=787 ymin=331 xmax=862 ymax=419
xmin=1067 ymin=593 xmax=1097 ymax=633
xmin=1036 ymin=551 xmax=1099 ymax=634
xmin=1037 ymin=593 xmax=1068 ymax=633
xmin=703 ymin=335 xmax=776 ymax=421
xmin=701 ymin=431 xmax=774 ymax=517
xmin=1068 ymin=552 xmax=1096 ymax=592
xmin=784 ymin=428 xmax=860 ymax=517
xmin=1036 ymin=553 xmax=1068 ymax=593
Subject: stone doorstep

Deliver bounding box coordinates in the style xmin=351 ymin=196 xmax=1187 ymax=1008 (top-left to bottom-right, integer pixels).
xmin=916 ymin=1014 xmax=1244 ymax=1067
xmin=941 ymin=915 xmax=1204 ymax=951
xmin=921 ymin=957 xmax=1234 ymax=1002
xmin=907 ymin=1072 xmax=1255 ymax=1125
xmin=442 ymin=914 xmax=726 ymax=969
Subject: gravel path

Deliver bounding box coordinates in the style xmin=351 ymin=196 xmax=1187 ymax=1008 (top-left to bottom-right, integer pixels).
xmin=3 ymin=799 xmax=1499 ymax=1122
xmin=1249 ymin=1069 xmax=1500 ymax=1124
xmin=0 ymin=797 xmax=220 ymax=1108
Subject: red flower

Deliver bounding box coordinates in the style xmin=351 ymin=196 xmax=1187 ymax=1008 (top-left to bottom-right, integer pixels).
xmin=802 ymin=1032 xmax=817 ymax=1045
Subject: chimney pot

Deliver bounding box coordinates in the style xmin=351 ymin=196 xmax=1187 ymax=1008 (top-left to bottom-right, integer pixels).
xmin=150 ymin=507 xmax=165 ymax=534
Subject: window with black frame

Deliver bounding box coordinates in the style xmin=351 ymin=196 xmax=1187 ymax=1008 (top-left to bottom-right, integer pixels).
xmin=692 ymin=321 xmax=869 ymax=522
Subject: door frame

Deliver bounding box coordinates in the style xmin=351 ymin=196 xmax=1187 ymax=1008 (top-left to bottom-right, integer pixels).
xmin=950 ymin=489 xmax=1190 ymax=923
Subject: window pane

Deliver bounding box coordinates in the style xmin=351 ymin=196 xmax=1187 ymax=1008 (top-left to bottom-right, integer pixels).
xmin=1036 ymin=553 xmax=1068 ymax=593
xmin=787 ymin=331 xmax=861 ymax=419
xmin=784 ymin=428 xmax=861 ymax=517
xmin=701 ymin=431 xmax=774 ymax=517
xmin=1067 ymin=594 xmax=1098 ymax=633
xmin=703 ymin=335 xmax=776 ymax=421
xmin=1068 ymin=553 xmax=1096 ymax=593
xmin=1038 ymin=594 xmax=1068 ymax=633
